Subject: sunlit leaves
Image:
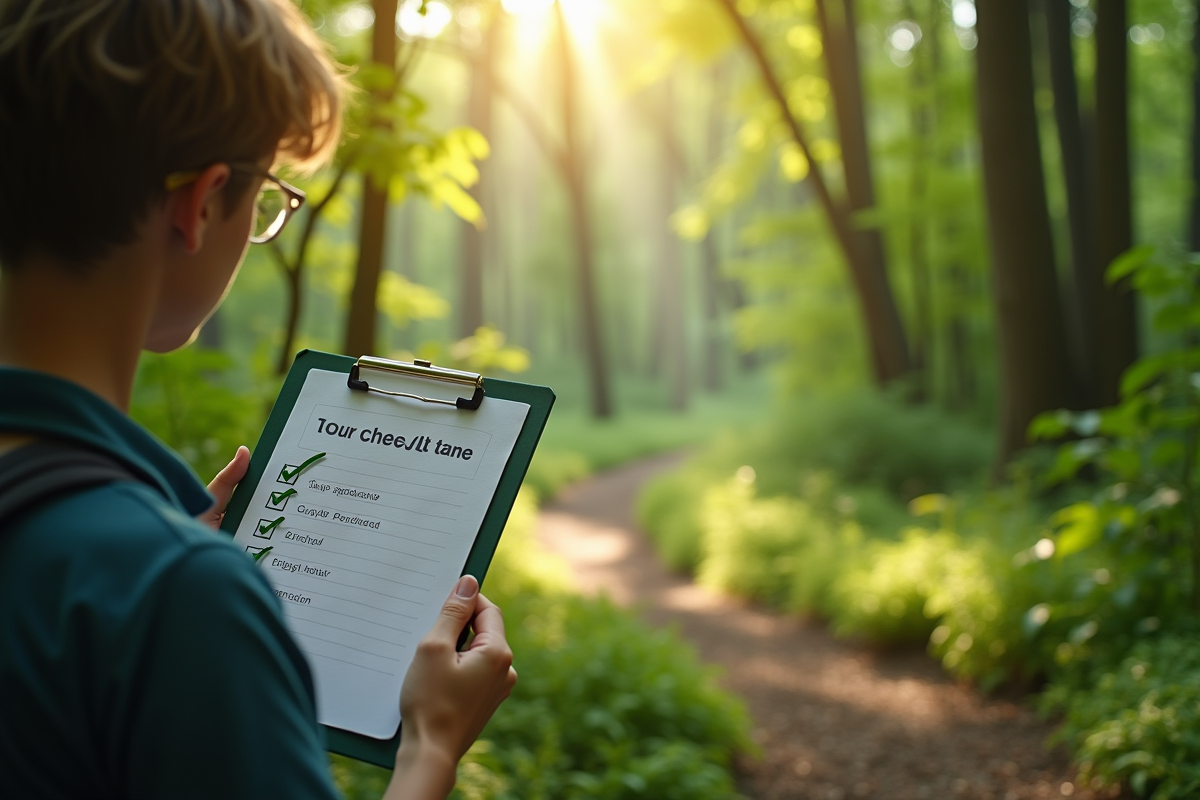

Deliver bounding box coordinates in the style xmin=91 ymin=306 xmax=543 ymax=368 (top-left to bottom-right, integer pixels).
xmin=669 ymin=205 xmax=711 ymax=241
xmin=375 ymin=271 xmax=449 ymax=328
xmin=777 ymin=141 xmax=809 ymax=181
xmin=1050 ymin=503 xmax=1103 ymax=559
xmin=785 ymin=24 xmax=822 ymax=58
xmin=448 ymin=327 xmax=532 ymax=374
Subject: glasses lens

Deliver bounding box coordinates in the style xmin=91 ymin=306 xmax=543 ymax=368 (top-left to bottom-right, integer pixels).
xmin=253 ymin=185 xmax=288 ymax=242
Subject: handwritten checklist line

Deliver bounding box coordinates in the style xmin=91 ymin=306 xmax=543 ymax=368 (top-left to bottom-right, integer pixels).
xmin=281 ymin=531 xmax=438 ymax=576
xmin=273 ymin=583 xmax=419 ymax=621
xmin=316 ymin=464 xmax=471 ymax=496
xmin=276 ymin=553 xmax=431 ymax=592
xmin=307 ymin=478 xmax=465 ymax=510
xmin=270 ymin=560 xmax=425 ymax=605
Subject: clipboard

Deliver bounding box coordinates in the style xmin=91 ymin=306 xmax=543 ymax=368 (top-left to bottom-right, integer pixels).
xmin=219 ymin=349 xmax=554 ymax=768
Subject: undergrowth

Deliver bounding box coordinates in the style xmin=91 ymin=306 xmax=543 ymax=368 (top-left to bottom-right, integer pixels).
xmin=637 ymin=248 xmax=1200 ymax=797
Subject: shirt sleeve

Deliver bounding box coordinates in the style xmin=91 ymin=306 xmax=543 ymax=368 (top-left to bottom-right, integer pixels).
xmin=120 ymin=544 xmax=342 ymax=800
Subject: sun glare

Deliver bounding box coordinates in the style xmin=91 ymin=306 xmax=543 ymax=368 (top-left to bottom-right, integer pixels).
xmin=397 ymin=0 xmax=452 ymax=38
xmin=501 ymin=0 xmax=554 ymax=14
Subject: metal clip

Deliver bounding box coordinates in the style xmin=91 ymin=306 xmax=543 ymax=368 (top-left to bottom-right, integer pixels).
xmin=346 ymin=356 xmax=485 ymax=410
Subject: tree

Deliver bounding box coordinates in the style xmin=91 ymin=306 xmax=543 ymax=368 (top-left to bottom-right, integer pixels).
xmin=1193 ymin=0 xmax=1200 ymax=252
xmin=271 ymin=1 xmax=486 ymax=373
xmin=713 ymin=0 xmax=913 ymax=387
xmin=554 ymin=3 xmax=612 ymax=417
xmin=459 ymin=9 xmax=501 ymax=338
xmin=1042 ymin=0 xmax=1097 ymax=398
xmin=344 ymin=0 xmax=400 ymax=359
xmin=976 ymin=0 xmax=1078 ymax=464
xmin=1091 ymin=0 xmax=1138 ymax=406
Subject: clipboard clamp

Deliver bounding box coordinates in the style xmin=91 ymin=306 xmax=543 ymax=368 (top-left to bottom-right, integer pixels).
xmin=347 ymin=356 xmax=485 ymax=410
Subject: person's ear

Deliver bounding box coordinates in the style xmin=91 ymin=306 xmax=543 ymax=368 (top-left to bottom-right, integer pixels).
xmin=170 ymin=164 xmax=231 ymax=255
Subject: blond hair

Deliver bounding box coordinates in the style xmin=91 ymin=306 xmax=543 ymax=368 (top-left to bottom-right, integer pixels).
xmin=0 ymin=0 xmax=345 ymax=267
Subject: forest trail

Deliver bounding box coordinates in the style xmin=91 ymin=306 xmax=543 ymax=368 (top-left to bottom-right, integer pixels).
xmin=537 ymin=453 xmax=1104 ymax=800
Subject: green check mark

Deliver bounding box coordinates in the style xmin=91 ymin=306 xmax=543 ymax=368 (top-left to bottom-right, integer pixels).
xmin=250 ymin=546 xmax=274 ymax=563
xmin=268 ymin=488 xmax=297 ymax=508
xmin=279 ymin=452 xmax=326 ymax=484
xmin=258 ymin=516 xmax=285 ymax=536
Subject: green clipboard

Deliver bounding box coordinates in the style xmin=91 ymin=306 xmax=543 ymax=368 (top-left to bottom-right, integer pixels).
xmin=218 ymin=349 xmax=554 ymax=768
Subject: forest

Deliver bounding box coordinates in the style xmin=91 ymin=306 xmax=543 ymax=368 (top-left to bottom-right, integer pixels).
xmin=124 ymin=0 xmax=1200 ymax=797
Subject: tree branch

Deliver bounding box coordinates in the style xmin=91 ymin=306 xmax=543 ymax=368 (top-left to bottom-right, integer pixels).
xmin=711 ymin=0 xmax=857 ymax=264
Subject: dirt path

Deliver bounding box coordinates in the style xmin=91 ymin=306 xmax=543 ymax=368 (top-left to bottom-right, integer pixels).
xmin=538 ymin=453 xmax=1108 ymax=800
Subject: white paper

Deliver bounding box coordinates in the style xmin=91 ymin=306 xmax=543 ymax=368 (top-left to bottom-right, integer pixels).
xmin=231 ymin=368 xmax=529 ymax=739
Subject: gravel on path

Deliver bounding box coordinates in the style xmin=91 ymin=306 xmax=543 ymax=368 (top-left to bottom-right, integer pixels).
xmin=537 ymin=453 xmax=1117 ymax=800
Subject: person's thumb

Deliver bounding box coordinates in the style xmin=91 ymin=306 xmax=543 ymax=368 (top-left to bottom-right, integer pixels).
xmin=429 ymin=575 xmax=479 ymax=641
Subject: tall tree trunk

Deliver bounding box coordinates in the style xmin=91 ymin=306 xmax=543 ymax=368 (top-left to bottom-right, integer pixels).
xmin=459 ymin=15 xmax=499 ymax=337
xmin=1192 ymin=0 xmax=1200 ymax=252
xmin=715 ymin=0 xmax=911 ymax=386
xmin=1092 ymin=0 xmax=1138 ymax=405
xmin=976 ymin=0 xmax=1079 ymax=464
xmin=701 ymin=62 xmax=727 ymax=392
xmin=925 ymin=0 xmax=975 ymax=408
xmin=902 ymin=0 xmax=932 ymax=402
xmin=815 ymin=0 xmax=910 ymax=386
xmin=344 ymin=0 xmax=398 ymax=358
xmin=657 ymin=77 xmax=688 ymax=411
xmin=1043 ymin=0 xmax=1098 ymax=402
xmin=555 ymin=5 xmax=612 ymax=417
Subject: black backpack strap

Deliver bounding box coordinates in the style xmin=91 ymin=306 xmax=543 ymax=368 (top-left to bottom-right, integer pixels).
xmin=0 ymin=439 xmax=136 ymax=525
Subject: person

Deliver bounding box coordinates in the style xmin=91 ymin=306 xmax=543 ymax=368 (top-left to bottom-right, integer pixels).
xmin=0 ymin=1 xmax=517 ymax=798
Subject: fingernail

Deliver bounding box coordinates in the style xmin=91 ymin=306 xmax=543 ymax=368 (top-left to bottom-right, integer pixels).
xmin=454 ymin=575 xmax=478 ymax=598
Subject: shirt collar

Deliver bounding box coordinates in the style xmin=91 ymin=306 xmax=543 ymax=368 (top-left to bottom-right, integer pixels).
xmin=0 ymin=367 xmax=213 ymax=516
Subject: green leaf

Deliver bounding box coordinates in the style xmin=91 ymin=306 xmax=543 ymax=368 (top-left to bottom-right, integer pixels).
xmin=1122 ymin=354 xmax=1173 ymax=397
xmin=1029 ymin=409 xmax=1073 ymax=441
xmin=1052 ymin=502 xmax=1102 ymax=558
xmin=1150 ymin=439 xmax=1185 ymax=468
xmin=1106 ymin=243 xmax=1155 ymax=283
xmin=1104 ymin=447 xmax=1141 ymax=481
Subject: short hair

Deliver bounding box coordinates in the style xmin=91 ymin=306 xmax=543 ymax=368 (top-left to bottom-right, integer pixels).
xmin=0 ymin=0 xmax=345 ymax=269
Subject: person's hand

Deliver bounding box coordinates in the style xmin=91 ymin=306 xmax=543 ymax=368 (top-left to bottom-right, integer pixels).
xmin=386 ymin=575 xmax=516 ymax=799
xmin=199 ymin=446 xmax=250 ymax=529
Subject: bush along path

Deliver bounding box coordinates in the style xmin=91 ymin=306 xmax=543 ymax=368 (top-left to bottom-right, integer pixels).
xmin=538 ymin=453 xmax=1107 ymax=800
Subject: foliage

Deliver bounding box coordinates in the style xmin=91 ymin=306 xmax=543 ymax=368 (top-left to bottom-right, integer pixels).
xmin=523 ymin=450 xmax=592 ymax=504
xmin=697 ymin=472 xmax=859 ymax=614
xmin=1045 ymin=635 xmax=1200 ymax=799
xmin=130 ymin=347 xmax=273 ymax=480
xmin=751 ymin=390 xmax=993 ymax=500
xmin=828 ymin=526 xmax=955 ymax=646
xmin=406 ymin=326 xmax=532 ymax=375
xmin=636 ymin=465 xmax=712 ymax=573
xmin=635 ymin=391 xmax=991 ymax=574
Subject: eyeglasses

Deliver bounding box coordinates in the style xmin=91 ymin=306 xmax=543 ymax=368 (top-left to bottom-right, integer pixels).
xmin=164 ymin=163 xmax=306 ymax=244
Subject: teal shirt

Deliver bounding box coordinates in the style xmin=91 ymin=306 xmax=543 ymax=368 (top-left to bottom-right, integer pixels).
xmin=0 ymin=368 xmax=341 ymax=799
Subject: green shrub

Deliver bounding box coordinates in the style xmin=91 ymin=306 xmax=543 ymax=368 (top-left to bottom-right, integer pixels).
xmin=130 ymin=346 xmax=271 ymax=479
xmin=1046 ymin=635 xmax=1200 ymax=798
xmin=697 ymin=473 xmax=860 ymax=614
xmin=523 ymin=449 xmax=591 ymax=503
xmin=466 ymin=593 xmax=750 ymax=800
xmin=635 ymin=466 xmax=710 ymax=573
xmin=829 ymin=527 xmax=955 ymax=645
xmin=749 ymin=390 xmax=992 ymax=501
